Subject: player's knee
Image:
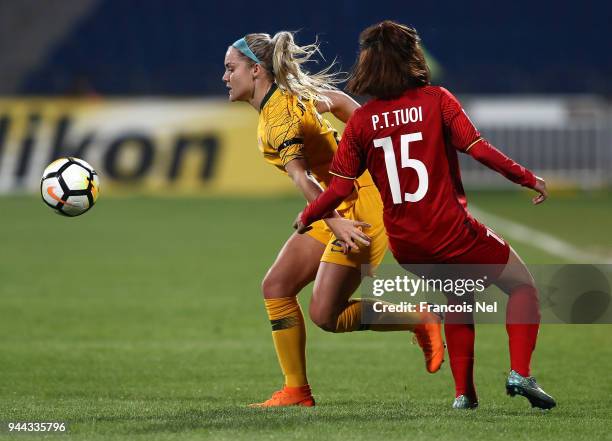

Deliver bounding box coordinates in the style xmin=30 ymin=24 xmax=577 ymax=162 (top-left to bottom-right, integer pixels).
xmin=309 ymin=303 xmax=338 ymax=332
xmin=497 ymin=254 xmax=537 ymax=293
xmin=497 ymin=272 xmax=537 ymax=295
xmin=261 ymin=274 xmax=295 ymax=299
xmin=314 ymin=317 xmax=338 ymax=333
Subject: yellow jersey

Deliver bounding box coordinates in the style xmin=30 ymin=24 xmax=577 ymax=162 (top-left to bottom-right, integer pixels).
xmin=257 ymin=83 xmax=374 ymax=210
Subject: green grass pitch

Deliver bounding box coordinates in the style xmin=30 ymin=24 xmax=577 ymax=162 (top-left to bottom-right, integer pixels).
xmin=1 ymin=191 xmax=611 ymax=440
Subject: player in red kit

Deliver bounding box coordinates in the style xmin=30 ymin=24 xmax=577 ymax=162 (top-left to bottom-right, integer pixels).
xmin=295 ymin=21 xmax=556 ymax=410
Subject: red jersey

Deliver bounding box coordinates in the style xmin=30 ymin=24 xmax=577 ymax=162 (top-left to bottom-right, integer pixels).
xmin=302 ymin=86 xmax=536 ymax=262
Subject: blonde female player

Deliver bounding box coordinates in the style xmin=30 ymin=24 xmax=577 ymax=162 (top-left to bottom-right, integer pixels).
xmin=223 ymin=32 xmax=444 ymax=407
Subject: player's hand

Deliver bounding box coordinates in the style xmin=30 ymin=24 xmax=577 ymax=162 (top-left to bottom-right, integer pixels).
xmin=324 ymin=217 xmax=372 ymax=252
xmin=532 ymin=176 xmax=548 ymax=205
xmin=292 ymin=213 xmax=353 ymax=254
xmin=293 ymin=211 xmax=313 ymax=234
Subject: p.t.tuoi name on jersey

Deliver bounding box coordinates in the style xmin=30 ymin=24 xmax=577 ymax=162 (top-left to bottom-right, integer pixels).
xmin=371 ymin=106 xmax=423 ymax=131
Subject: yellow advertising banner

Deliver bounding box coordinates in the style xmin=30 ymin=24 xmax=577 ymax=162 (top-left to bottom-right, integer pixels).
xmin=0 ymin=98 xmax=345 ymax=196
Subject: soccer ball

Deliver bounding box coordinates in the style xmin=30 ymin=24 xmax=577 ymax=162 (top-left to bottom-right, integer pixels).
xmin=41 ymin=157 xmax=100 ymax=217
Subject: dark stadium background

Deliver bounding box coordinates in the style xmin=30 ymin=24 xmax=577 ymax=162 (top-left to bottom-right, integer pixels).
xmin=3 ymin=0 xmax=610 ymax=96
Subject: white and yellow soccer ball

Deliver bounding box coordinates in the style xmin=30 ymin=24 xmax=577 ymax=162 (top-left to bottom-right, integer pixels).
xmin=40 ymin=157 xmax=100 ymax=216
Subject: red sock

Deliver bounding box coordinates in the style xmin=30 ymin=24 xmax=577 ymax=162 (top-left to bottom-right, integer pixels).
xmin=444 ymin=296 xmax=476 ymax=398
xmin=445 ymin=323 xmax=476 ymax=398
xmin=506 ymin=284 xmax=540 ymax=377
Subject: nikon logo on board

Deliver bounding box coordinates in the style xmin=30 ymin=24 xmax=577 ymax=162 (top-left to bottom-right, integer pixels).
xmin=0 ymin=99 xmax=295 ymax=195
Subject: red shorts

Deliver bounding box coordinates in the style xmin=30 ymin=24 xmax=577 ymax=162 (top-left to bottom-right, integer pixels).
xmin=444 ymin=218 xmax=510 ymax=265
xmin=392 ymin=217 xmax=510 ymax=284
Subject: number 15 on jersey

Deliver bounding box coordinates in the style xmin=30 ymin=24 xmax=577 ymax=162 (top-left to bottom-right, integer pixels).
xmin=374 ymin=132 xmax=429 ymax=204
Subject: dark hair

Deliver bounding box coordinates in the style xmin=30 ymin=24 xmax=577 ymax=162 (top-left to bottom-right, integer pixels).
xmin=346 ymin=21 xmax=430 ymax=99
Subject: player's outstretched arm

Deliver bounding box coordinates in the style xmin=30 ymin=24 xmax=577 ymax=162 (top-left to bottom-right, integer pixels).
xmin=315 ymin=90 xmax=360 ymax=123
xmin=441 ymin=87 xmax=548 ymax=205
xmin=466 ymin=139 xmax=548 ymax=204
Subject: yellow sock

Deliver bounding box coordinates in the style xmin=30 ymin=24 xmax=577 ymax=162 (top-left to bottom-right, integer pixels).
xmin=335 ymin=300 xmax=366 ymax=332
xmin=335 ymin=299 xmax=419 ymax=332
xmin=264 ymin=297 xmax=308 ymax=388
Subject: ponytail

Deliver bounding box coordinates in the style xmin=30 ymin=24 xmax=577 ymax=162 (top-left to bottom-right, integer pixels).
xmin=243 ymin=31 xmax=344 ymax=104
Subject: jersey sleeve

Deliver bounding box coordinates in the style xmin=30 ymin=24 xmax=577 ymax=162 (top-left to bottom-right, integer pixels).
xmin=266 ymin=106 xmax=305 ymax=167
xmin=468 ymin=140 xmax=537 ymax=188
xmin=329 ymin=116 xmax=366 ymax=179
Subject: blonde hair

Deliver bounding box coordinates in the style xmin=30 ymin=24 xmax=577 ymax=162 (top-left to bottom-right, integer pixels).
xmin=242 ymin=31 xmax=343 ymax=103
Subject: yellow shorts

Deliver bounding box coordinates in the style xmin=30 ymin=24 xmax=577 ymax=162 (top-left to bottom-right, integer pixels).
xmin=306 ymin=184 xmax=387 ymax=270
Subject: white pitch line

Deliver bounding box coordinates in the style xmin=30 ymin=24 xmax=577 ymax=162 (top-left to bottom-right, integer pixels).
xmin=470 ymin=205 xmax=612 ymax=264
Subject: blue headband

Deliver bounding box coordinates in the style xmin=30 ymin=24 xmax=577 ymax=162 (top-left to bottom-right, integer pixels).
xmin=232 ymin=37 xmax=260 ymax=64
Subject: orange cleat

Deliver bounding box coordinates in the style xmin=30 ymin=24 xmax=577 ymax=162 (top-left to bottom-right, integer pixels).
xmin=414 ymin=312 xmax=445 ymax=373
xmin=249 ymin=385 xmax=315 ymax=407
